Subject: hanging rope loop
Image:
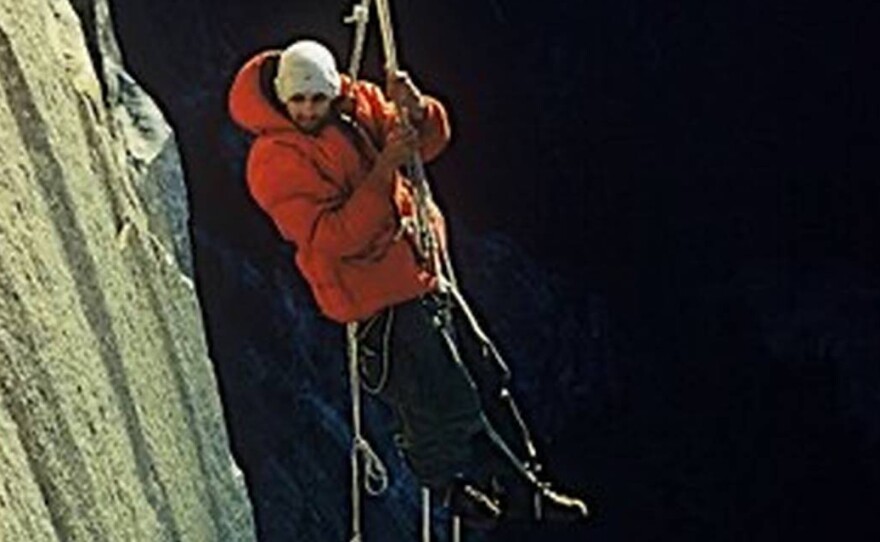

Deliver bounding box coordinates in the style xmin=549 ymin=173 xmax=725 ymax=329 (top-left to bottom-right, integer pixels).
xmin=346 ymin=320 xmax=389 ymax=542
xmin=353 ymin=435 xmax=389 ymax=496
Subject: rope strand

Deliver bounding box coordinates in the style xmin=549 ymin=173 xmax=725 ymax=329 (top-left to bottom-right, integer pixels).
xmin=347 ymin=322 xmax=390 ymax=542
xmin=344 ymin=0 xmax=372 ymax=80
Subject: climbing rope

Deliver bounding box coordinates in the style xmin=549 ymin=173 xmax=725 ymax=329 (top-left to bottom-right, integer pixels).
xmin=347 ymin=322 xmax=389 ymax=542
xmin=346 ymin=0 xmax=454 ymax=287
xmin=341 ymin=2 xmax=541 ymax=540
xmin=344 ymin=0 xmax=372 ymax=80
xmin=344 ymin=4 xmax=386 ymax=540
xmin=374 ymin=0 xmax=445 ymax=278
xmin=421 ymin=487 xmax=432 ymax=542
xmin=451 ymin=514 xmax=461 ymax=542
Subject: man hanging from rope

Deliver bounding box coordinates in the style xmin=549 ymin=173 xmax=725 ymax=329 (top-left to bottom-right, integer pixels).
xmin=228 ymin=38 xmax=589 ymax=529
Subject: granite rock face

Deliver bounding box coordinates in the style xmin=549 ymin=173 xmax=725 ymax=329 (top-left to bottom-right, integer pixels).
xmin=0 ymin=1 xmax=254 ymax=540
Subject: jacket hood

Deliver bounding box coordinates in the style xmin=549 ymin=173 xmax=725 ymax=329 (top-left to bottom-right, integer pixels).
xmin=228 ymin=50 xmax=353 ymax=136
xmin=228 ymin=50 xmax=290 ymax=135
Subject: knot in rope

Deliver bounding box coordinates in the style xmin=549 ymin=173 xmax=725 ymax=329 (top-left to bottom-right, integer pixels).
xmin=344 ymin=3 xmax=370 ymax=25
xmin=353 ymin=435 xmax=389 ymax=496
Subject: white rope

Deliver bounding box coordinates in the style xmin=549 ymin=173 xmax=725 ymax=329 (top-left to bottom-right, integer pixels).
xmin=342 ymin=4 xmax=523 ymax=541
xmin=374 ymin=0 xmax=398 ymax=73
xmin=421 ymin=487 xmax=432 ymax=542
xmin=348 ymin=322 xmax=389 ymax=542
xmin=448 ymin=285 xmax=510 ymax=374
xmin=348 ymin=323 xmax=363 ymax=542
xmin=356 ymin=436 xmax=389 ymax=497
xmin=344 ymin=0 xmax=372 ymax=80
xmin=374 ymin=0 xmax=445 ymax=278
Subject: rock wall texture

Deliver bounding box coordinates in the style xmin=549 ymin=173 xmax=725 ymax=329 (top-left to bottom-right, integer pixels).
xmin=0 ymin=1 xmax=255 ymax=540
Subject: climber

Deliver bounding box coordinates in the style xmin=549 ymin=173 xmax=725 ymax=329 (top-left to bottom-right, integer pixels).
xmin=227 ymin=38 xmax=589 ymax=528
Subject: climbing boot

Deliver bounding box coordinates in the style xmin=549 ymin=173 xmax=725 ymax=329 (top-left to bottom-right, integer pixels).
xmin=445 ymin=476 xmax=502 ymax=530
xmin=534 ymin=483 xmax=590 ymax=523
xmin=493 ymin=472 xmax=590 ymax=524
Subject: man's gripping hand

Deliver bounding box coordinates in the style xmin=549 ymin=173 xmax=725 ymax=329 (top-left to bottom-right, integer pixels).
xmin=376 ymin=122 xmax=419 ymax=172
xmin=386 ymin=70 xmax=427 ymax=124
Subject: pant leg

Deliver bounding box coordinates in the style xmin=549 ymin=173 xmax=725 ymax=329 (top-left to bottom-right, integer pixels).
xmin=450 ymin=297 xmax=538 ymax=465
xmin=359 ymin=295 xmax=486 ymax=491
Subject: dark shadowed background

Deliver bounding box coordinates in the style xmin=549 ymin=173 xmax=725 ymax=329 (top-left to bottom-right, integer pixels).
xmin=110 ymin=0 xmax=879 ymax=540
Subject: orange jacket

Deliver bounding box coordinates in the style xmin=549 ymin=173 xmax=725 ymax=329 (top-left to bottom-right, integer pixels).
xmin=228 ymin=50 xmax=452 ymax=323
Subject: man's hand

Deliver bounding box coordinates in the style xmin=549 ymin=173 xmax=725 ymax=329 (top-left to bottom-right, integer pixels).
xmin=376 ymin=123 xmax=419 ymax=172
xmin=386 ymin=70 xmax=427 ymax=123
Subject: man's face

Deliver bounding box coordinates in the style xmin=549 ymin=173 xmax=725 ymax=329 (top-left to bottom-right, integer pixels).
xmin=285 ymin=92 xmax=332 ymax=133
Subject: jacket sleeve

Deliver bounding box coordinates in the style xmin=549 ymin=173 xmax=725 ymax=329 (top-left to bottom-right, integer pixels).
xmin=247 ymin=138 xmax=398 ymax=257
xmin=356 ymin=81 xmax=452 ymax=163
xmin=415 ymin=95 xmax=452 ymax=162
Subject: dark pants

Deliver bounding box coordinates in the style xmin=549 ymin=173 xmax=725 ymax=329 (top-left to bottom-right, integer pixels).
xmin=358 ymin=293 xmax=493 ymax=491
